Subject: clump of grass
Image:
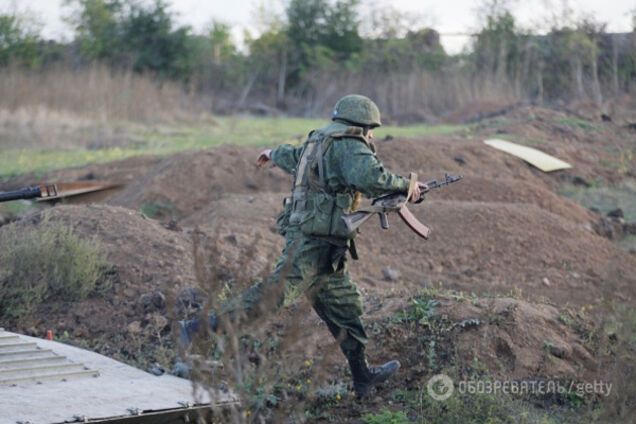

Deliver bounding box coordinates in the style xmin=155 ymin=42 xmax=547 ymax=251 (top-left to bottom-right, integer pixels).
xmin=0 ymin=224 xmax=110 ymax=319
xmin=140 ymin=200 xmax=176 ymax=220
xmin=363 ymin=409 xmax=410 ymax=424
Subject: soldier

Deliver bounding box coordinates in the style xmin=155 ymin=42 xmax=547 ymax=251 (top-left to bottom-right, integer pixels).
xmin=180 ymin=94 xmax=426 ymax=398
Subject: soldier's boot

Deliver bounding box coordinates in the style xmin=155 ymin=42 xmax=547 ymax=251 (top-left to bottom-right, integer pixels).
xmin=345 ymin=346 xmax=400 ymax=398
xmin=178 ymin=312 xmax=218 ymax=350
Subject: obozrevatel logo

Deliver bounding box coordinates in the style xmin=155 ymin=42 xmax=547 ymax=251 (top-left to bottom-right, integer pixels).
xmin=427 ymin=374 xmax=454 ymax=401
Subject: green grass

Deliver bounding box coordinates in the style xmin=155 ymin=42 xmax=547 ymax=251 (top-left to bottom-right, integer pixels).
xmin=560 ymin=180 xmax=636 ymax=221
xmin=556 ymin=117 xmax=600 ymax=131
xmin=0 ymin=116 xmax=467 ymax=179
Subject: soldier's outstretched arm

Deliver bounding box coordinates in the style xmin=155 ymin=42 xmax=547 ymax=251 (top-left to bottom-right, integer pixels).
xmin=335 ymin=138 xmax=410 ymax=198
xmin=270 ymin=144 xmax=304 ymax=175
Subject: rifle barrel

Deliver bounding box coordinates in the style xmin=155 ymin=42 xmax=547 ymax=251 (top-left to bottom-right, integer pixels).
xmin=0 ymin=186 xmax=42 ymax=203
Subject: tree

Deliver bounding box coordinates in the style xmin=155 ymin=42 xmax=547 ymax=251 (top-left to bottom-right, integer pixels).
xmin=64 ymin=0 xmax=122 ymax=60
xmin=119 ymin=1 xmax=194 ymax=79
xmin=66 ymin=0 xmax=195 ymax=80
xmin=209 ymin=21 xmax=235 ymax=64
xmin=0 ymin=13 xmax=41 ymax=67
xmin=286 ymin=0 xmax=362 ymax=69
xmin=473 ymin=1 xmax=520 ymax=81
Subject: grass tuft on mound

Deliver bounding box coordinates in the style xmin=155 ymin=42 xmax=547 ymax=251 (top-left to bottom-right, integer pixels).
xmin=0 ymin=224 xmax=110 ymax=319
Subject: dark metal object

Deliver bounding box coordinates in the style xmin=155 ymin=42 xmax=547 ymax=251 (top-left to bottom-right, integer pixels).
xmin=342 ymin=173 xmax=463 ymax=239
xmin=0 ymin=184 xmax=57 ymax=202
xmin=0 ymin=182 xmax=118 ymax=203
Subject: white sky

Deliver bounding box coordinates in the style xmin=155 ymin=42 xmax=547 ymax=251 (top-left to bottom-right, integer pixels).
xmin=1 ymin=0 xmax=634 ymax=54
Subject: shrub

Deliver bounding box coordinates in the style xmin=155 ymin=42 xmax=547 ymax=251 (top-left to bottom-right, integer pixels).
xmin=0 ymin=224 xmax=109 ymax=319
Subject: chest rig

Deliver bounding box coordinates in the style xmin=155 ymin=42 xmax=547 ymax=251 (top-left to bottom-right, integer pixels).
xmin=287 ymin=126 xmax=373 ymax=240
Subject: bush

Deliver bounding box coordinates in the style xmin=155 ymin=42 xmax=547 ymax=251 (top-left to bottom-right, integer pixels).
xmin=0 ymin=224 xmax=108 ymax=319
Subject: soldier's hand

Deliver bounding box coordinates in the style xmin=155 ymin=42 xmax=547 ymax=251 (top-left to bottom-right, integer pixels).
xmin=409 ymin=182 xmax=428 ymax=203
xmin=256 ymin=149 xmax=273 ymax=168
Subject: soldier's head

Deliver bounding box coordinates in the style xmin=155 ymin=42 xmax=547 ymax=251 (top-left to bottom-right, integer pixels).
xmin=331 ymin=94 xmax=381 ymax=136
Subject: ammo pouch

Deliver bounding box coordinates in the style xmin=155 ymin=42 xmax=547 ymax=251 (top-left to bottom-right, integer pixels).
xmin=297 ymin=191 xmax=354 ymax=239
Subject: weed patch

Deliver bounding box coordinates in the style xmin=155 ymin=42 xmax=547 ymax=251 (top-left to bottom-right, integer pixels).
xmin=0 ymin=223 xmax=110 ymax=319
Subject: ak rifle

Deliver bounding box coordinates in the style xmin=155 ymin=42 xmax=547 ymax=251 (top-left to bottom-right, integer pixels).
xmin=341 ymin=173 xmax=462 ymax=239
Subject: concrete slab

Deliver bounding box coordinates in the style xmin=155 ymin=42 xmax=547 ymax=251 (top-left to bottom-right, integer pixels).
xmin=0 ymin=330 xmax=236 ymax=424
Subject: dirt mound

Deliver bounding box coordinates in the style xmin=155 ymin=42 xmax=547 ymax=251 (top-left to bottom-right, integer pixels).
xmin=428 ymin=176 xmax=594 ymax=224
xmin=1 ymin=204 xmax=197 ymax=337
xmin=192 ymin=193 xmax=636 ymax=307
xmin=435 ymin=297 xmax=596 ymax=380
xmin=108 ymin=145 xmax=292 ymax=218
xmin=375 ymin=294 xmax=598 ymax=383
xmin=358 ymin=201 xmax=636 ymax=305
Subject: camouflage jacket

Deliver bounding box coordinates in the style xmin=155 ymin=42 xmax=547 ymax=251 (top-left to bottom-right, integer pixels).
xmin=271 ymin=121 xmax=410 ymax=239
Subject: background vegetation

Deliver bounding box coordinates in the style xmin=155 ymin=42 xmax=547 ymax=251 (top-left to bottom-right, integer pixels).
xmin=0 ymin=0 xmax=634 ymax=122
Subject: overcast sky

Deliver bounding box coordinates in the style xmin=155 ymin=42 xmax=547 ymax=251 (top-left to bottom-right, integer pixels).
xmin=1 ymin=0 xmax=634 ymax=53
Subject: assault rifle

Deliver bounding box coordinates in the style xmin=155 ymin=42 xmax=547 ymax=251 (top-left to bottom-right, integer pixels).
xmin=341 ymin=173 xmax=462 ymax=239
xmin=0 ymin=182 xmax=119 ymax=203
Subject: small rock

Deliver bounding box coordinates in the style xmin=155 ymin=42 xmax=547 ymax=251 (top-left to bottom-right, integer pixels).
xmin=165 ymin=219 xmax=181 ymax=231
xmin=560 ymin=174 xmax=590 ymax=187
xmin=178 ymin=287 xmax=204 ymax=311
xmin=138 ymin=291 xmax=166 ymax=312
xmin=244 ymin=178 xmax=259 ymax=189
xmin=149 ymin=364 xmax=165 ymax=376
xmin=453 ymin=155 xmax=467 ymax=165
xmin=127 ymin=321 xmax=142 ymax=334
xmin=546 ymin=343 xmax=568 ymax=359
xmin=382 ymin=267 xmax=400 ymax=282
xmin=148 ymin=313 xmax=169 ymax=331
xmin=607 ymin=208 xmax=624 ymax=219
xmin=542 ymin=278 xmax=551 ymax=287
xmin=172 ymin=361 xmax=191 ymax=378
xmin=224 ymin=234 xmax=238 ymax=245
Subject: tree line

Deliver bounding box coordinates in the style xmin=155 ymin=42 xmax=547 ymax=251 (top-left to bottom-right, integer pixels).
xmin=1 ymin=0 xmax=635 ymax=118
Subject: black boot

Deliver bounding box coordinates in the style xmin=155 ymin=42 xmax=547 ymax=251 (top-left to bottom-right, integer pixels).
xmin=178 ymin=312 xmax=218 ymax=350
xmin=346 ymin=346 xmax=400 ymax=398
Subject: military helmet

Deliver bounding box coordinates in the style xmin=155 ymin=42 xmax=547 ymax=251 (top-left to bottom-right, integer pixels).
xmin=331 ymin=94 xmax=382 ymax=128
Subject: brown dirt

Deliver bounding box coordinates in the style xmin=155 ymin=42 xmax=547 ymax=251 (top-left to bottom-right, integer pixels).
xmin=1 ymin=106 xmax=634 ymax=417
xmin=107 ymin=145 xmax=292 ymax=218
xmin=2 ymin=204 xmax=197 ymax=342
xmin=370 ymin=294 xmax=599 ymax=383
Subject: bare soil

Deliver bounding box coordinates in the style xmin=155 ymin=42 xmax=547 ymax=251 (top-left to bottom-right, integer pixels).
xmin=1 ymin=106 xmax=635 ymax=421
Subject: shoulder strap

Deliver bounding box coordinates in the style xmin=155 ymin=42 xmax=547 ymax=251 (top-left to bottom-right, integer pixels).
xmin=331 ymin=126 xmax=376 ymax=153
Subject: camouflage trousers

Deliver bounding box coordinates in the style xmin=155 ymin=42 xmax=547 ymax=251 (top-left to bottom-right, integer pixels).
xmin=220 ymin=228 xmax=367 ymax=354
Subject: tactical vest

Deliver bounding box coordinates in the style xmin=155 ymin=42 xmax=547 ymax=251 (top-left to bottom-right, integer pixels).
xmin=283 ymin=125 xmax=373 ymax=240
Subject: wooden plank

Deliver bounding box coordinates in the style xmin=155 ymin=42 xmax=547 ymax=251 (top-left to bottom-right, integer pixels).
xmin=484 ymin=139 xmax=572 ymax=172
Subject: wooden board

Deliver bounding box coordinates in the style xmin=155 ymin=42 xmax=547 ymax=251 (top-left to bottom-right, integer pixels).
xmin=484 ymin=139 xmax=572 ymax=172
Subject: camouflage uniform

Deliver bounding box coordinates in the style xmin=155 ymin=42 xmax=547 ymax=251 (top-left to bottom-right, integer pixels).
xmin=181 ymin=95 xmax=408 ymax=397
xmin=223 ymin=120 xmax=409 ymax=354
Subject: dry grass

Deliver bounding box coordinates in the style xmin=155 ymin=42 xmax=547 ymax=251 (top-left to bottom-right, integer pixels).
xmin=0 ymin=65 xmax=209 ymax=124
xmin=276 ymin=67 xmax=521 ymax=119
xmin=0 ymin=65 xmax=214 ymax=150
